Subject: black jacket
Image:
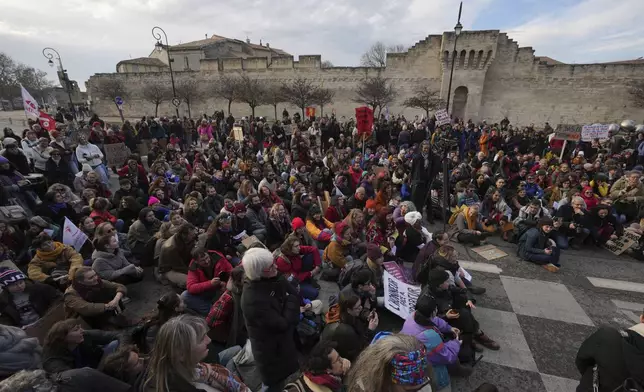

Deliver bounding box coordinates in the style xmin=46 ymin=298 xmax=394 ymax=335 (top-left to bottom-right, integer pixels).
xmin=241 ymin=275 xmax=300 ymax=386
xmin=410 ymin=152 xmax=441 ymax=185
xmin=36 ymin=202 xmax=78 ymax=228
xmin=346 ymin=195 xmax=365 ymax=211
xmin=265 ymin=219 xmax=291 ymax=251
xmin=576 ymin=326 xmax=644 ymax=392
xmin=517 ymin=227 xmax=550 ymax=260
xmin=320 ymin=313 xmax=374 ymax=362
xmin=0 ymin=280 xmax=62 ymax=326
xmin=291 ymin=202 xmax=309 ymax=222
xmin=43 ymin=329 xmax=118 ymax=373
xmin=45 ymin=158 xmax=74 ymax=187
xmin=588 ymin=207 xmax=624 ymax=236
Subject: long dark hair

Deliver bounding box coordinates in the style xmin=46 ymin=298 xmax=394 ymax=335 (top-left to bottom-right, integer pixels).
xmin=150 ymin=292 xmax=182 ymax=327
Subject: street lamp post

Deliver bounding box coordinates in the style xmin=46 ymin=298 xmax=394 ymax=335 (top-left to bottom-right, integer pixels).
xmin=445 ymin=2 xmax=463 ymax=114
xmin=42 ymin=47 xmax=75 ymax=119
xmin=152 ymin=26 xmax=180 ymax=117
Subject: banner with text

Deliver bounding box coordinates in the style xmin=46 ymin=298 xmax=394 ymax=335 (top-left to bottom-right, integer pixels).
xmin=581 ymin=124 xmax=610 ymax=142
xmin=21 ymin=85 xmax=40 ymax=119
xmin=384 ymin=269 xmax=422 ymax=320
xmin=104 ymin=143 xmax=131 ymax=168
xmin=605 ymin=229 xmax=641 ymax=255
xmin=435 ymin=109 xmax=450 ymax=126
xmin=63 ymin=217 xmax=88 ymax=252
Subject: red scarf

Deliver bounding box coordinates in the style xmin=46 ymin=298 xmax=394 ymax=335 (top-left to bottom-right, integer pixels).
xmin=304 ymin=372 xmax=342 ymax=391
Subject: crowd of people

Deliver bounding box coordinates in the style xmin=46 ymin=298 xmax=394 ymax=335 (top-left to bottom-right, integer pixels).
xmin=0 ymin=106 xmax=643 ymax=392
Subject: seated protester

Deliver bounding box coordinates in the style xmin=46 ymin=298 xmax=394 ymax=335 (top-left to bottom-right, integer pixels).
xmin=553 ymin=196 xmax=591 ymax=250
xmin=0 ymin=221 xmax=27 ymax=264
xmin=322 ymin=221 xmax=354 ymax=279
xmin=517 ymin=217 xmax=561 ymax=273
xmin=609 ymin=170 xmax=644 ymax=222
xmin=0 ymin=324 xmax=43 ymax=379
xmin=258 ymin=183 xmax=281 ymax=211
xmin=320 ymin=290 xmax=378 ymax=362
xmin=116 ymin=196 xmax=142 ymax=233
xmin=100 ymin=344 xmax=147 ymax=386
xmin=511 ymin=199 xmax=552 ymax=242
xmin=0 ymin=156 xmax=37 ymax=215
xmin=395 ymin=211 xmax=431 ymax=264
xmin=203 ymin=184 xmax=225 ymax=220
xmin=91 ymin=235 xmax=144 ymax=285
xmin=306 ymin=204 xmax=334 ymax=248
xmin=343 ymin=208 xmax=367 ymax=243
xmin=139 ymin=292 xmax=186 ymax=354
xmin=45 ymin=149 xmax=74 ymax=187
xmin=581 ymin=186 xmax=600 ymax=210
xmin=42 ymin=319 xmax=118 ymax=373
xmin=28 ymin=233 xmax=83 ymax=290
xmin=117 ymin=157 xmax=149 ymax=194
xmin=575 ymin=309 xmax=644 ymax=392
xmin=112 ymin=178 xmax=147 ymax=208
xmin=1 ymin=137 xmax=31 ymax=175
xmin=127 ymin=207 xmax=162 ymax=260
xmin=148 ymin=195 xmax=171 ymax=221
xmin=265 ymin=203 xmax=292 ymax=251
xmin=231 ymin=201 xmax=251 ymax=237
xmin=393 ymin=201 xmax=416 ymax=234
xmin=292 ymin=217 xmax=316 ymax=248
xmin=150 ymin=186 xmax=181 ymax=212
xmin=183 ymin=195 xmax=208 ymax=230
xmin=545 ymin=177 xmax=573 ymax=209
xmin=424 ymin=269 xmax=499 ymax=353
xmin=181 ymin=247 xmax=232 ymax=316
xmin=365 ymin=208 xmax=394 ymax=253
xmin=36 ymin=190 xmax=79 ymax=229
xmin=64 ymin=267 xmax=129 ymax=330
xmin=480 ymin=189 xmax=513 ymax=234
xmin=510 ymin=186 xmax=529 ymax=218
xmin=401 ymin=295 xmax=470 ymax=391
xmin=158 ymin=222 xmax=198 ymax=289
xmin=291 ymin=191 xmax=314 ymax=221
xmin=132 ymin=315 xmax=250 ymax=392
xmin=206 ymin=213 xmax=241 ymax=264
xmin=588 ymin=204 xmax=624 ymax=246
xmin=591 ymin=173 xmax=610 ymax=199
xmin=324 ymin=195 xmax=348 ymax=223
xmin=413 ymin=230 xmax=449 ymax=281
xmin=347 ymin=187 xmax=367 ymax=211
xmin=245 ymin=194 xmax=269 ymax=241
xmin=25 ymin=215 xmax=61 ymax=247
xmin=0 ymin=267 xmax=62 ymax=327
xmin=90 ymin=197 xmax=123 ymax=232
xmin=338 ymin=244 xmax=386 ymax=306
xmin=363 ymin=199 xmax=377 ymax=223
xmin=275 ymin=235 xmax=322 ymax=300
xmin=77 ymin=187 xmax=97 ymax=215
xmin=206 ymin=266 xmax=247 ymax=350
xmin=284 ymin=340 xmax=351 ymax=392
xmin=523 ymin=173 xmax=544 ymax=199
xmin=78 ymin=168 xmax=111 ymax=198
xmin=457 ymin=184 xmax=481 ymax=207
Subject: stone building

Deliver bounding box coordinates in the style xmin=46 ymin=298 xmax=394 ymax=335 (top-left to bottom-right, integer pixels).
xmin=88 ymin=30 xmax=644 ymax=125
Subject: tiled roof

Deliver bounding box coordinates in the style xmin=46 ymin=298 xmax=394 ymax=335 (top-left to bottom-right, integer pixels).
xmin=117 ymin=57 xmax=168 ymax=67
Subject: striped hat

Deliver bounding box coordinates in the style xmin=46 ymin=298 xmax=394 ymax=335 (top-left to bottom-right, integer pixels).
xmin=0 ymin=267 xmax=27 ymax=287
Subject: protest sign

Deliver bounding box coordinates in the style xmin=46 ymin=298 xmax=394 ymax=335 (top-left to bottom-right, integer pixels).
xmin=581 ymin=124 xmax=610 ymax=142
xmin=435 ymin=109 xmax=450 ymax=126
xmin=384 ymin=268 xmax=422 ymax=320
xmin=604 ymin=229 xmax=641 ymax=255
xmin=104 ymin=143 xmax=131 ymax=167
xmin=232 ymin=126 xmax=244 ymax=141
xmin=305 ymin=107 xmax=316 ymax=118
xmin=63 ymin=217 xmax=88 ymax=252
xmin=355 ymin=106 xmax=374 ymax=136
xmin=553 ymin=124 xmax=582 ymax=142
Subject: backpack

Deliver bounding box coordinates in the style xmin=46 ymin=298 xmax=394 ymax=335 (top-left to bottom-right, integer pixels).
xmin=337 ymin=259 xmax=367 ymax=288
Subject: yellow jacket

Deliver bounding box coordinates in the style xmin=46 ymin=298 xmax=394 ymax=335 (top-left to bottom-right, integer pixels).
xmin=323 ymin=240 xmax=350 ymax=269
xmin=306 ymin=218 xmax=333 ymax=240
xmin=28 ymin=242 xmax=83 ymax=283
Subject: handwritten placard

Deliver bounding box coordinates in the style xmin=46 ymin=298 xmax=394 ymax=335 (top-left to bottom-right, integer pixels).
xmin=104 ymin=142 xmax=131 ymax=167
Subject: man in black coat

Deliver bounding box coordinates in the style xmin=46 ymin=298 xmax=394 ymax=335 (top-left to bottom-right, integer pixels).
xmin=241 ymin=248 xmax=300 ymax=391
xmin=575 ymin=312 xmax=644 ymax=391
xmin=410 ymin=141 xmax=441 ymax=223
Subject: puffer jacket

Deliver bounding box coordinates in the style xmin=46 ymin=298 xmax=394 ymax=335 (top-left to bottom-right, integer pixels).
xmin=0 ymin=324 xmax=42 ymax=377
xmin=91 ymin=249 xmax=139 ymax=281
xmin=27 ymin=242 xmax=84 ymax=283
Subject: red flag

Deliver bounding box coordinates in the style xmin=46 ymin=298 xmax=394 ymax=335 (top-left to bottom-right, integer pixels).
xmin=38 ymin=110 xmax=57 ymax=132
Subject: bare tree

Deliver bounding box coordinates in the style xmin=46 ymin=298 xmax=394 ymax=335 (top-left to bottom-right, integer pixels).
xmin=175 ymin=79 xmax=202 ymax=118
xmin=213 ymin=75 xmax=241 ymax=115
xmin=141 ymin=82 xmax=171 ymax=117
xmin=264 ymin=83 xmax=286 ymax=120
xmin=313 ymin=87 xmax=335 ymax=117
xmin=403 ymin=85 xmax=444 ymax=119
xmin=321 ymin=60 xmax=334 ymax=68
xmin=354 ymin=75 xmax=397 ymax=117
xmin=628 ymin=80 xmax=644 ymax=108
xmin=0 ymin=52 xmax=53 ymax=101
xmin=281 ymin=77 xmax=320 ymax=117
xmin=360 ymin=42 xmax=407 ymax=67
xmin=237 ymin=74 xmax=266 ymax=118
xmin=93 ymin=79 xmax=129 ymax=122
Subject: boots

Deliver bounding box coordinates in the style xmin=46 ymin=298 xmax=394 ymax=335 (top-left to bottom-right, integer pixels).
xmin=447 ymin=362 xmax=474 ymax=377
xmin=467 ymin=285 xmax=487 ymax=295
xmin=475 ymin=331 xmax=500 ymax=351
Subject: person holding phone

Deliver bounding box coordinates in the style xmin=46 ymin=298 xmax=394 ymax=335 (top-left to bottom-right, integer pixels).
xmin=181 ymin=247 xmax=232 ymax=315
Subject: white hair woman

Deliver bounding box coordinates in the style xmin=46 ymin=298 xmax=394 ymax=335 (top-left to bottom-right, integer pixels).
xmin=137 ymin=314 xmax=249 ymax=392
xmin=347 ymin=334 xmax=436 ymax=392
xmin=240 ymin=248 xmax=301 ymax=391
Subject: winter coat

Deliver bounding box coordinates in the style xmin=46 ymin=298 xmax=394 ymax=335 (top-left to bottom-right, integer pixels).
xmin=43 ymin=329 xmax=118 ymax=373
xmin=241 ymin=275 xmax=300 ymax=386
xmin=323 ymin=238 xmax=351 ymax=269
xmin=90 ymin=209 xmax=117 ymax=226
xmin=127 ymin=219 xmax=162 ymax=250
xmin=36 ymin=201 xmax=79 ymax=228
xmin=186 ymin=257 xmax=232 ymax=296
xmin=609 ymin=177 xmax=644 ymax=203
xmin=265 ymin=219 xmax=292 ymax=251
xmin=245 ymin=206 xmax=269 ymax=236
xmin=0 ymin=325 xmax=42 ymax=377
xmin=275 ymin=246 xmax=321 ymax=282
xmin=291 ymin=202 xmax=309 ymax=222
xmin=0 ymin=280 xmax=62 ymax=327
xmin=63 ymin=280 xmax=127 ymax=319
xmin=320 ymin=313 xmax=374 ymax=362
xmin=575 ymin=324 xmax=644 ymax=392
xmin=91 ymin=249 xmax=140 ymax=282
xmin=158 ymin=234 xmax=192 ymax=274
xmin=517 ymin=227 xmax=550 ymax=260
xmin=28 ymin=242 xmax=84 ymax=283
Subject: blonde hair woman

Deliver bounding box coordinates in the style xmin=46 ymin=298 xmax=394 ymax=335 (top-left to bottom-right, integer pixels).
xmin=140 ymin=314 xmax=249 ymax=392
xmin=347 ymin=334 xmax=435 ymax=392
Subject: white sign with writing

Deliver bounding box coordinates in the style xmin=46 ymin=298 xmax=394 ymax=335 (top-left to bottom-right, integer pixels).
xmin=384 ymin=269 xmax=422 ymax=320
xmin=604 ymin=229 xmax=641 ymax=256
xmin=62 ymin=217 xmax=88 ymax=252
xmin=435 ymin=109 xmax=450 ymax=126
xmin=581 ymin=124 xmax=610 ymax=142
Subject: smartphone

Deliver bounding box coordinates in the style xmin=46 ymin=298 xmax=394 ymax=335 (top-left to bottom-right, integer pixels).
xmin=218 ymin=271 xmax=230 ymax=282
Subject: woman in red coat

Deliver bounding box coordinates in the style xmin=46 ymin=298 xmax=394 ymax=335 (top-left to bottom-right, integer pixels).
xmin=181 ymin=247 xmax=232 ymax=316
xmin=274 ymin=235 xmax=321 ymax=300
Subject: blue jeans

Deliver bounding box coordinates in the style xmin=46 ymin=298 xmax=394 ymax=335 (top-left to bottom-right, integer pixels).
xmin=218 ymin=345 xmax=241 ymax=369
xmin=550 ymin=232 xmax=569 ymax=250
xmin=299 ymin=253 xmax=319 ymax=300
xmin=115 ymin=219 xmax=124 ymax=233
xmin=103 ymin=340 xmax=119 ymax=356
xmin=526 ymin=246 xmax=561 ymax=266
xmin=181 ymin=290 xmax=215 ymax=316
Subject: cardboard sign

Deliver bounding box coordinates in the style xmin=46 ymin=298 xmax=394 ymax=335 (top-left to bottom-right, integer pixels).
xmin=384 ymin=268 xmax=422 ymax=320
xmin=232 ymin=126 xmax=244 ymax=141
xmin=355 ymin=106 xmax=374 ymax=136
xmin=435 ymin=109 xmax=450 ymax=126
xmin=553 ymin=124 xmax=582 ymax=142
xmin=581 ymin=124 xmax=610 ymax=142
xmin=305 ymin=107 xmax=316 ymax=118
xmin=104 ymin=142 xmax=131 ymax=168
xmin=62 ymin=217 xmax=88 ymax=252
xmin=471 ymin=244 xmax=508 ymax=261
xmin=605 ymin=229 xmax=641 ymax=255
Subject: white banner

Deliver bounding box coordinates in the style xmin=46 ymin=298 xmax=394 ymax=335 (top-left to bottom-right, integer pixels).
xmin=581 ymin=124 xmax=610 ymax=142
xmin=435 ymin=109 xmax=450 ymax=126
xmin=21 ymin=85 xmax=40 ymax=119
xmin=62 ymin=217 xmax=88 ymax=252
xmin=383 ymin=269 xmax=422 ymax=320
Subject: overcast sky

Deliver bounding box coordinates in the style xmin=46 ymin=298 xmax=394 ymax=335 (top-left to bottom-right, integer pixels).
xmin=2 ymin=0 xmax=643 ymax=91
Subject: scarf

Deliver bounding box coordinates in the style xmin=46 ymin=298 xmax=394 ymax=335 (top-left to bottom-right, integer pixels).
xmin=49 ymin=202 xmax=67 ymax=214
xmin=304 ymin=373 xmax=342 ymax=391
xmin=36 ymin=242 xmax=65 ymax=261
xmin=390 ymin=347 xmax=428 ymax=386
xmin=461 ymin=206 xmax=478 ymax=230
xmin=194 ymin=362 xmax=250 ymax=392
